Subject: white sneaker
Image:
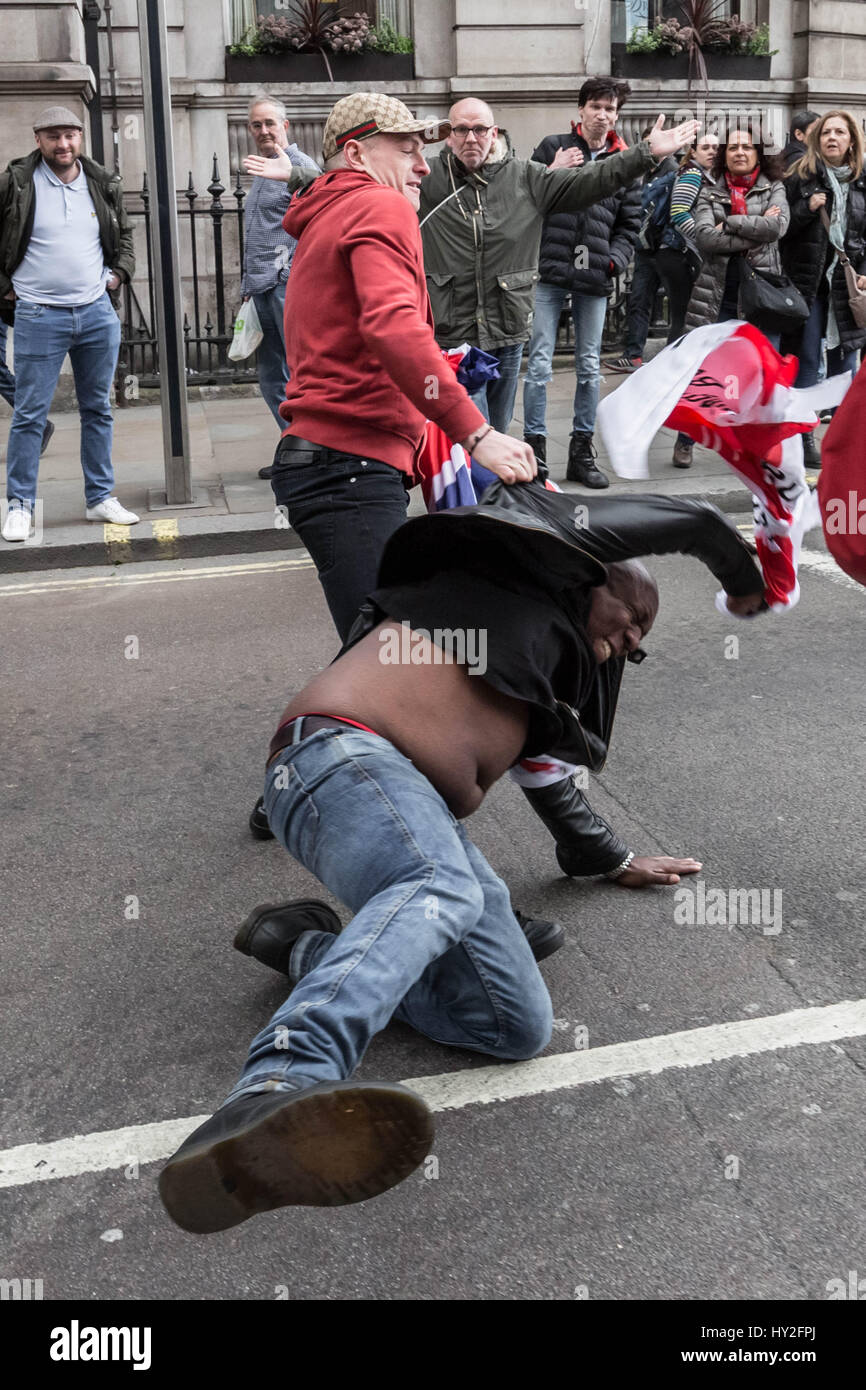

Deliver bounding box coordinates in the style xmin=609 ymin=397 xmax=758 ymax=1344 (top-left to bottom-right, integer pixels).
xmin=86 ymin=497 xmax=140 ymax=525
xmin=2 ymin=504 xmax=32 ymax=542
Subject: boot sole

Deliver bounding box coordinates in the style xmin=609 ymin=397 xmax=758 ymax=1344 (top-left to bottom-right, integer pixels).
xmin=158 ymin=1081 xmax=434 ymax=1233
xmin=234 ymin=899 xmax=340 ymax=958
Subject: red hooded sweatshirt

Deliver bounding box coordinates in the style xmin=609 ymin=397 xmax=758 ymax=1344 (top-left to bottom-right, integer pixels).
xmin=280 ymin=169 xmax=486 ymax=476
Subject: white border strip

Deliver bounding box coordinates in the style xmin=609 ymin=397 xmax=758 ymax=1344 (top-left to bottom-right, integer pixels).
xmin=1 ymin=1000 xmax=864 ymax=1191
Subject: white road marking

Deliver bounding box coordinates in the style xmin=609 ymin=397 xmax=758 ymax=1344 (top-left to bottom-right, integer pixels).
xmin=0 ymin=554 xmax=315 ymax=598
xmin=1 ymin=999 xmax=864 ymax=1191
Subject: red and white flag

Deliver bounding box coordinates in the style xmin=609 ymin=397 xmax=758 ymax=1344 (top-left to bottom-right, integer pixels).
xmin=597 ymin=321 xmax=850 ymax=611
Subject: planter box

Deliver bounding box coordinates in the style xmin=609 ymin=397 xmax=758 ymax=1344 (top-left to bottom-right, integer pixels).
xmin=612 ymin=46 xmax=771 ymax=82
xmin=225 ymin=50 xmax=415 ymax=83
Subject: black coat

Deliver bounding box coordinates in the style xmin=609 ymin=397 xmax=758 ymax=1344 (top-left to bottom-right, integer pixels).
xmin=533 ymin=131 xmax=642 ymax=296
xmin=781 ymin=164 xmax=866 ymax=353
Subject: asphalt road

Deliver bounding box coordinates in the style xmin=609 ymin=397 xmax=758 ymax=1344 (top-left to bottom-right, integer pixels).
xmin=1 ymin=535 xmax=865 ymax=1305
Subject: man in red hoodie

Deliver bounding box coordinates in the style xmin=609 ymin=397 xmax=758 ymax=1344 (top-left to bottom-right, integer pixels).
xmin=265 ymin=93 xmax=536 ymax=643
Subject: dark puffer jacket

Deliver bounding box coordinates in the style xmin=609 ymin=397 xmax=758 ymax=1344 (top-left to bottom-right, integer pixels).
xmin=533 ymin=127 xmax=642 ymax=296
xmin=685 ymin=173 xmax=789 ymax=331
xmin=781 ymin=163 xmax=866 ymax=354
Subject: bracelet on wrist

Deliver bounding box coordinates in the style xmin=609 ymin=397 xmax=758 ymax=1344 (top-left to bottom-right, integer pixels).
xmin=605 ymin=851 xmax=635 ymax=881
xmin=465 ymin=423 xmax=493 ymax=454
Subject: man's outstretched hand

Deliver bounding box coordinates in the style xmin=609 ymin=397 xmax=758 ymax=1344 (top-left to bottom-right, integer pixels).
xmin=647 ymin=114 xmax=701 ymax=160
xmin=616 ymin=855 xmax=702 ymax=889
xmin=244 ymin=150 xmax=295 ymax=181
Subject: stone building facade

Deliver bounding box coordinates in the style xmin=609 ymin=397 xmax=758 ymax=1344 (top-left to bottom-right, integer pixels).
xmin=3 ymin=1 xmax=866 ymax=371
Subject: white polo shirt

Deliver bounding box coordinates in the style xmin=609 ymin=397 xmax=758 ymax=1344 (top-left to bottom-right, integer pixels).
xmin=12 ymin=159 xmax=111 ymax=306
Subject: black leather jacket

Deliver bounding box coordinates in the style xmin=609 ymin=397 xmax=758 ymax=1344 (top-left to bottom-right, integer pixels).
xmin=350 ymin=487 xmax=762 ymax=873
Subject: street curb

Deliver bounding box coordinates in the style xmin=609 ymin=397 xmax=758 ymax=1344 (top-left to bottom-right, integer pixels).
xmin=0 ymin=489 xmax=755 ymax=576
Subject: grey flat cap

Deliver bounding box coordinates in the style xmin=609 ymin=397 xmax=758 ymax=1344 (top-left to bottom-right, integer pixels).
xmin=33 ymin=105 xmax=83 ymax=132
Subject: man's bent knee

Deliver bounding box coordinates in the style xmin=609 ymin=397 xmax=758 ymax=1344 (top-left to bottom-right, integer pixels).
xmin=498 ymin=992 xmax=554 ymax=1061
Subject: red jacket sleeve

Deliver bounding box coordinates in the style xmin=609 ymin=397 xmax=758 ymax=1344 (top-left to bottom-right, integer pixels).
xmin=340 ymin=191 xmax=487 ymax=445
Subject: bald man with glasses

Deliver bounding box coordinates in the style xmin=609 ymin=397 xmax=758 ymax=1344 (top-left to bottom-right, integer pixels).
xmin=418 ymin=99 xmax=699 ymax=445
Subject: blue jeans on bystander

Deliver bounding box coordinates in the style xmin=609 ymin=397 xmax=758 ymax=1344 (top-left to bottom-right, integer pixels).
xmin=469 ymin=341 xmax=525 ymax=433
xmin=251 ymin=280 xmax=290 ymax=427
xmin=523 ymin=282 xmax=609 ymax=436
xmin=5 ymin=293 xmax=120 ymax=506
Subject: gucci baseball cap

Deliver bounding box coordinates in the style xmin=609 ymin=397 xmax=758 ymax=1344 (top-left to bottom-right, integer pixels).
xmin=322 ymin=92 xmax=449 ymax=162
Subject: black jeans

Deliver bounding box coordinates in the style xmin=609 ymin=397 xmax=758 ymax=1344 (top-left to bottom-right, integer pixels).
xmin=625 ymin=249 xmax=661 ymax=359
xmin=272 ymin=435 xmax=410 ymax=643
xmin=655 ymin=247 xmax=698 ymax=346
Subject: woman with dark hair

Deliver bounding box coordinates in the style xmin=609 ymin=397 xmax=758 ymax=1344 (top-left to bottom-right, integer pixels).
xmin=654 ymin=131 xmax=719 ymax=347
xmin=781 ymin=110 xmax=866 ymax=467
xmin=671 ymin=130 xmax=789 ymax=469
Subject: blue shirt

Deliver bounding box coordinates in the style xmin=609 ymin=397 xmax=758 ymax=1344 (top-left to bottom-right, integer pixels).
xmin=12 ymin=159 xmax=110 ymax=306
xmin=241 ymin=143 xmax=320 ymax=296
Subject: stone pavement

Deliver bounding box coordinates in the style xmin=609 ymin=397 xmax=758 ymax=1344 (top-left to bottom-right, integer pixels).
xmin=0 ymin=359 xmax=824 ymax=573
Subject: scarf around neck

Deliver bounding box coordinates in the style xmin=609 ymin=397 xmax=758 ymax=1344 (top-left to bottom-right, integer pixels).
xmin=725 ymin=165 xmax=761 ymax=215
xmin=824 ymin=161 xmax=853 ymax=253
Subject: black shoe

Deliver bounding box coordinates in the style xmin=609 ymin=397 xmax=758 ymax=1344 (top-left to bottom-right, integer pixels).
xmin=258 ymin=465 xmax=274 ymax=480
xmin=513 ymin=908 xmax=565 ymax=962
xmin=566 ymin=432 xmax=609 ymax=489
xmin=524 ymin=432 xmax=549 ymax=483
xmin=40 ymin=420 xmax=55 ymax=456
xmin=802 ymin=433 xmax=821 ymax=470
xmin=249 ymin=796 xmax=274 ymax=840
xmin=524 ymin=432 xmax=547 ymax=465
xmin=158 ymin=1080 xmax=435 ymax=1232
xmin=234 ymin=899 xmax=342 ymax=976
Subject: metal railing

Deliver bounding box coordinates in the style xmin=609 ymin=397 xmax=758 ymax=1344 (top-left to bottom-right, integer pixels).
xmin=117 ymin=154 xmax=668 ymax=397
xmin=117 ymin=155 xmax=257 ymax=400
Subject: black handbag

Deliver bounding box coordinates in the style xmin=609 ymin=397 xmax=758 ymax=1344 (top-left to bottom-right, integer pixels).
xmin=739 ymin=262 xmax=809 ymax=334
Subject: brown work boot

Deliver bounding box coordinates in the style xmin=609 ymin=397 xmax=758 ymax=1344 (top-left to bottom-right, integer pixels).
xmin=672 ymin=439 xmax=693 ymax=469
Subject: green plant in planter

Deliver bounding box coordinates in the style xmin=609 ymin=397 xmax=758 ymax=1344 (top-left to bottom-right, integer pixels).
xmin=367 ymin=17 xmax=414 ymax=54
xmin=626 ymin=5 xmax=776 ymax=89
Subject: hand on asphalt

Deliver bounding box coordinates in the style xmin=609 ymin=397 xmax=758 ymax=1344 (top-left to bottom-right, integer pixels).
xmin=648 ymin=114 xmax=701 ymax=159
xmin=467 ymin=430 xmax=537 ymax=485
xmin=243 ymin=149 xmax=295 ymax=181
xmin=617 ymin=855 xmax=703 ymax=888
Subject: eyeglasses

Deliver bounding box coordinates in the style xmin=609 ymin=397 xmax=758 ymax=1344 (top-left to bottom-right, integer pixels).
xmin=451 ymin=125 xmax=492 ymax=140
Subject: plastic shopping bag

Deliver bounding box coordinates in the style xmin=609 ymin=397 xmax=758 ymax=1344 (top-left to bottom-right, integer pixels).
xmin=228 ymin=297 xmax=263 ymax=360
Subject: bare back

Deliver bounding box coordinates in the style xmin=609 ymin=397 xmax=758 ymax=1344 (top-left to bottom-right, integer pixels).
xmin=279 ymin=622 xmax=530 ymax=818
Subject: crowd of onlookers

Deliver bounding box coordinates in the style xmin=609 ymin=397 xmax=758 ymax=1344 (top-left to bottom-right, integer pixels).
xmin=607 ymin=102 xmax=866 ymax=474
xmin=238 ymin=80 xmax=866 ymax=489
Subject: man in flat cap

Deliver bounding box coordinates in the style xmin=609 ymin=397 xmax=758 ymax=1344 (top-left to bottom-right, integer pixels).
xmin=0 ymin=106 xmax=138 ymax=542
xmin=243 ymin=92 xmax=537 ymax=641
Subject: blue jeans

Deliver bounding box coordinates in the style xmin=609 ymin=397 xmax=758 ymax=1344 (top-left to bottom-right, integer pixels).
xmin=793 ymin=287 xmax=858 ymax=388
xmin=523 ymin=282 xmax=609 ymax=436
xmin=6 ymin=293 xmax=120 ymax=506
xmin=469 ymin=340 xmax=525 ymax=432
xmin=251 ymin=281 xmax=289 ymax=428
xmin=224 ymin=727 xmax=553 ymax=1102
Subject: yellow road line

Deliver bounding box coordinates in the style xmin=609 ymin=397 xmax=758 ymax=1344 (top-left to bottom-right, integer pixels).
xmin=151 ymin=518 xmax=179 ymax=542
xmin=0 ymin=554 xmax=314 ymax=598
xmin=103 ymin=523 xmax=131 ymax=545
